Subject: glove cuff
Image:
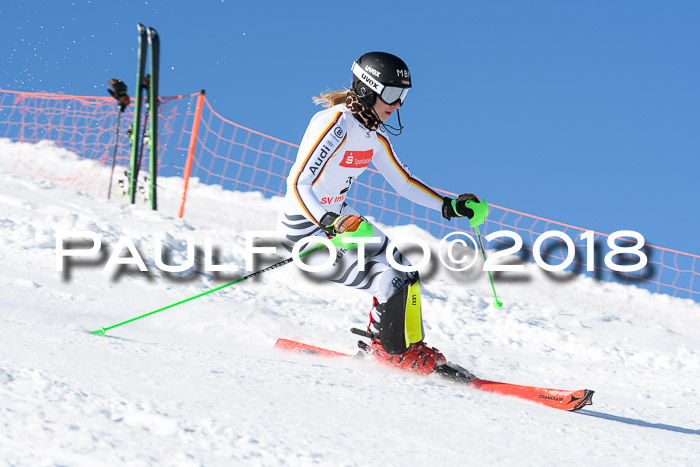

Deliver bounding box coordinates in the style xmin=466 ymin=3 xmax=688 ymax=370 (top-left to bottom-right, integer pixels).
xmin=319 ymin=212 xmax=340 ymax=236
xmin=441 ymin=197 xmax=456 ymax=221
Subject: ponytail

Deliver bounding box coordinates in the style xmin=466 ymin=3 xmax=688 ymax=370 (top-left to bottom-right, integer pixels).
xmin=312 ymin=90 xmax=350 ymax=108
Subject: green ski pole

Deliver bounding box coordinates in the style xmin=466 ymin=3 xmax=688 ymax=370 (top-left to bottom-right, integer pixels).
xmin=464 ymin=199 xmax=503 ymax=309
xmin=474 ymin=224 xmax=503 ymax=309
xmin=92 ymin=223 xmax=375 ymax=335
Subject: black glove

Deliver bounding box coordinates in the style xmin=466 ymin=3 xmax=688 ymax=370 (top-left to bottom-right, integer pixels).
xmin=441 ymin=193 xmax=481 ymax=221
xmin=107 ymin=79 xmax=130 ymax=112
xmin=319 ymin=212 xmax=363 ymax=236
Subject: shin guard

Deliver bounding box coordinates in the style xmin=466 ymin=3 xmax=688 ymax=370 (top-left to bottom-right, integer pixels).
xmin=373 ymin=279 xmax=425 ymax=355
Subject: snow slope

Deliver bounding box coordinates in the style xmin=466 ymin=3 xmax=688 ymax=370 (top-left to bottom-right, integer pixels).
xmin=1 ymin=139 xmax=699 ymax=466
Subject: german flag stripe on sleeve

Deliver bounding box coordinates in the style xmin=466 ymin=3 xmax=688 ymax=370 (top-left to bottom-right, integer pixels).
xmin=292 ymin=111 xmax=343 ymax=224
xmin=376 ymin=133 xmax=443 ymax=202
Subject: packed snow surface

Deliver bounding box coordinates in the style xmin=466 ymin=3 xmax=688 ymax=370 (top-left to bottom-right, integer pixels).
xmin=1 ymin=139 xmax=699 ymax=466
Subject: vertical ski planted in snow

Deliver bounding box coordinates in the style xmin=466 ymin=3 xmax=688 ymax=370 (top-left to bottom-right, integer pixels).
xmin=129 ymin=23 xmax=148 ymax=205
xmin=124 ymin=23 xmax=160 ymax=209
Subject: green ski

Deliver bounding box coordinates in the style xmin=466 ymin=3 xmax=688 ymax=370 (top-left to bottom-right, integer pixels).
xmin=147 ymin=26 xmax=159 ymax=210
xmin=128 ymin=23 xmax=148 ymax=205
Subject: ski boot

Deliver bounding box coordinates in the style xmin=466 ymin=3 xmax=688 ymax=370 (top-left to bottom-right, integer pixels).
xmin=369 ymin=337 xmax=446 ymax=375
xmin=351 ymin=295 xmax=476 ymax=379
xmin=353 ymin=296 xmax=446 ymax=375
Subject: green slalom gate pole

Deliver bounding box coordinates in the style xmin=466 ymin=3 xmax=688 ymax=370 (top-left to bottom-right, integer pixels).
xmin=92 ymin=223 xmax=375 ymax=336
xmin=465 ymin=199 xmax=503 ymax=309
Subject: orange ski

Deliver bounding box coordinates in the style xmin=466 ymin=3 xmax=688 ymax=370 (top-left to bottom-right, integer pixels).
xmin=275 ymin=338 xmax=357 ymax=359
xmin=274 ymin=338 xmax=594 ymax=412
xmin=470 ymin=379 xmax=594 ymax=411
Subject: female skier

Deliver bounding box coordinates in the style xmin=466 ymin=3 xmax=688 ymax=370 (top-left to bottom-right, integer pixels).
xmin=279 ymin=52 xmax=480 ymax=375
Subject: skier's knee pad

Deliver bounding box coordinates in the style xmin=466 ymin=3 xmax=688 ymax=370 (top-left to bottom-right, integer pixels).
xmin=374 ymin=279 xmax=425 ymax=354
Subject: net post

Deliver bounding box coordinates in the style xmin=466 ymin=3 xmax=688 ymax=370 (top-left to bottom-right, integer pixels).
xmin=178 ymin=89 xmax=206 ymax=218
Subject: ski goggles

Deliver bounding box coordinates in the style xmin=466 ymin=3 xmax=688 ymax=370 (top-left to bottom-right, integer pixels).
xmin=351 ymin=61 xmax=411 ymax=106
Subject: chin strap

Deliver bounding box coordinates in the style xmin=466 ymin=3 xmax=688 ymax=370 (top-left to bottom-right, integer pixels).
xmin=379 ymin=108 xmax=404 ymax=136
xmin=355 ymin=89 xmax=406 ymax=136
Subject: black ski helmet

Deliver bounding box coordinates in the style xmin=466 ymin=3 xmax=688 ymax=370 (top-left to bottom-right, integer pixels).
xmin=351 ymin=52 xmax=412 ymax=110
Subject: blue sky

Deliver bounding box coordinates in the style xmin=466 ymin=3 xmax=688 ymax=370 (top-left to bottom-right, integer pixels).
xmin=2 ymin=1 xmax=699 ymax=255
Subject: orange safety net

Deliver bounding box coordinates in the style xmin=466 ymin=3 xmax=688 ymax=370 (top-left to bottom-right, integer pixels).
xmin=1 ymin=88 xmax=698 ymax=304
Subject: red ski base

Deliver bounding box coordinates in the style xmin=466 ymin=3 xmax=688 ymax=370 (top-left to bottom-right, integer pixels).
xmin=274 ymin=338 xmax=594 ymax=412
